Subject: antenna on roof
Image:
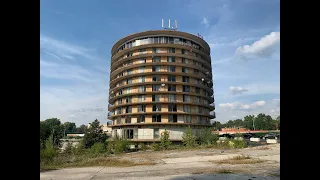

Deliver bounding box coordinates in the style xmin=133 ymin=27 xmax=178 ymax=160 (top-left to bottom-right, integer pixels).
xmin=162 ymin=18 xmax=178 ymax=30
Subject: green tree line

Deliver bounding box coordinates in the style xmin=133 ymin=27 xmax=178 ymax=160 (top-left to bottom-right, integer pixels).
xmin=213 ymin=113 xmax=280 ymax=131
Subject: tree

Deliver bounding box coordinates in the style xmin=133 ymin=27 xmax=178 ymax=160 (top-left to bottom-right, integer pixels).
xmin=82 ymin=119 xmax=108 ymax=148
xmin=160 ymin=130 xmax=172 ymax=150
xmin=76 ymin=124 xmax=87 ymax=133
xmin=62 ymin=122 xmax=76 ymax=134
xmin=243 ymin=115 xmax=255 ymax=130
xmin=40 ymin=118 xmax=64 ymax=147
xmin=182 ymin=126 xmax=197 ymax=147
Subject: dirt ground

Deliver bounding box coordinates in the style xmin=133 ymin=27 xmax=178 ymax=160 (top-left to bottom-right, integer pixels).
xmin=40 ymin=144 xmax=280 ymax=180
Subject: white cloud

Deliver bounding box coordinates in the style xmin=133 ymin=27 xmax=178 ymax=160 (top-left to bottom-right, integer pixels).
xmin=216 ymin=99 xmax=279 ymax=123
xmin=235 ymin=31 xmax=280 ymax=59
xmin=40 ymin=34 xmax=102 ymax=62
xmin=201 ymin=17 xmax=210 ymax=27
xmin=219 ymin=100 xmax=265 ymax=110
xmin=40 ymin=35 xmax=110 ymax=126
xmin=229 ymin=86 xmax=248 ymax=95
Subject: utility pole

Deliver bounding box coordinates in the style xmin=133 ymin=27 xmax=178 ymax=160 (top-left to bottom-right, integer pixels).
xmin=253 ymin=118 xmax=255 ymax=131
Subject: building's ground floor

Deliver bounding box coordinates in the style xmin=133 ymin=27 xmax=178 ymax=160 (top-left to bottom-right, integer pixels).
xmin=111 ymin=124 xmax=211 ymax=141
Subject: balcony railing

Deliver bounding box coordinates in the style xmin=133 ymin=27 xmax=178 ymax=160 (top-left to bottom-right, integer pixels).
xmin=108 ymin=112 xmax=114 ymax=117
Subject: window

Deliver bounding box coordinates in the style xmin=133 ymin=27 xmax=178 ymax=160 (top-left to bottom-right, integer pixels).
xmin=168 ymin=104 xmax=177 ymax=112
xmin=167 ymin=56 xmax=176 ymax=62
xmin=125 ymin=96 xmax=132 ymax=103
xmin=182 ymin=58 xmax=188 ymax=64
xmin=168 ymin=75 xmax=176 ymax=82
xmin=182 ymin=67 xmax=189 ymax=73
xmin=125 ymin=106 xmax=132 ymax=113
xmin=127 ymin=68 xmax=133 ymax=75
xmin=125 ymin=116 xmax=131 ymax=124
xmin=152 ymin=85 xmax=160 ymax=91
xmin=168 ymin=114 xmax=178 ymax=122
xmin=203 ymin=99 xmax=208 ymax=105
xmin=168 ymin=85 xmax=176 ymax=92
xmin=138 ymin=95 xmax=146 ymax=102
xmin=152 ymin=94 xmax=161 ymax=102
xmin=195 ymin=87 xmax=200 ymax=94
xmin=182 ymin=76 xmax=189 ymax=83
xmin=194 ymin=69 xmax=199 ymax=74
xmin=167 ymin=66 xmax=176 ymax=72
xmin=183 ymin=95 xmax=190 ymax=102
xmin=138 ymin=86 xmax=146 ymax=92
xmin=137 ymin=58 xmax=146 ymax=64
xmin=168 ymin=94 xmax=176 ymax=102
xmin=116 ymin=108 xmax=121 ymax=115
xmin=184 ymin=115 xmax=192 ymax=123
xmin=138 ymin=66 xmax=145 ymax=73
xmin=183 ymin=105 xmax=191 ymax=113
xmin=126 ymin=78 xmax=132 ymax=85
xmin=152 ymin=48 xmax=161 ymax=53
xmin=152 ymin=56 xmax=161 ymax=62
xmin=118 ymin=98 xmax=122 ymax=105
xmin=183 ymin=85 xmax=190 ymax=92
xmin=152 ymin=65 xmax=161 ymax=72
xmin=137 ymin=115 xmax=145 ymax=123
xmin=137 ymin=76 xmax=145 ymax=83
xmin=195 ymin=96 xmax=200 ymax=103
xmin=137 ymin=105 xmax=146 ymax=112
xmin=152 ymin=76 xmax=161 ymax=82
xmin=118 ymin=89 xmax=122 ymax=95
xmin=152 ymin=114 xmax=161 ymax=122
xmin=138 ymin=48 xmax=147 ymax=54
xmin=126 ymin=87 xmax=132 ymax=94
xmin=152 ymin=104 xmax=161 ymax=112
xmin=167 ymin=48 xmax=175 ymax=53
xmin=181 ymin=49 xmax=186 ymax=54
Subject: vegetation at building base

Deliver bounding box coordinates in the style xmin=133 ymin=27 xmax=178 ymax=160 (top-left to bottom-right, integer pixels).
xmin=40 ymin=113 xmax=278 ymax=170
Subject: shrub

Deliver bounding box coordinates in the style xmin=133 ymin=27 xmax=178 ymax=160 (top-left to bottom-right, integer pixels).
xmin=108 ymin=138 xmax=129 ymax=154
xmin=139 ymin=143 xmax=147 ymax=151
xmin=40 ymin=135 xmax=58 ymax=161
xmin=182 ymin=126 xmax=197 ymax=148
xmin=90 ymin=142 xmax=106 ymax=154
xmin=196 ymin=128 xmax=219 ymax=146
xmin=231 ymin=139 xmax=248 ymax=148
xmin=160 ymin=130 xmax=172 ymax=150
xmin=151 ymin=142 xmax=161 ymax=151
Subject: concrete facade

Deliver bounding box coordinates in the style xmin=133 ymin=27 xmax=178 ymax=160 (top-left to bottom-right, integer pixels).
xmin=108 ymin=30 xmax=215 ymax=141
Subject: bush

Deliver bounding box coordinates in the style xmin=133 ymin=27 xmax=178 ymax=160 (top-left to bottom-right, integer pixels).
xmin=182 ymin=126 xmax=197 ymax=148
xmin=90 ymin=142 xmax=106 ymax=154
xmin=107 ymin=138 xmax=129 ymax=154
xmin=40 ymin=135 xmax=58 ymax=161
xmin=216 ymin=139 xmax=231 ymax=149
xmin=160 ymin=130 xmax=172 ymax=150
xmin=231 ymin=139 xmax=248 ymax=148
xmin=196 ymin=128 xmax=219 ymax=146
xmin=151 ymin=142 xmax=161 ymax=151
xmin=139 ymin=143 xmax=147 ymax=151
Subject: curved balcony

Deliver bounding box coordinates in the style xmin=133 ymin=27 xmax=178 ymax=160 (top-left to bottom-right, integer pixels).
xmin=108 ymin=111 xmax=215 ymax=119
xmin=109 ymin=81 xmax=213 ymax=97
xmin=108 ymin=122 xmax=214 ymax=127
xmin=108 ymin=100 xmax=215 ymax=112
xmin=110 ymin=53 xmax=212 ymax=73
xmin=110 ymin=62 xmax=212 ymax=81
xmin=108 ymin=91 xmax=214 ymax=104
xmin=111 ymin=43 xmax=211 ymax=65
xmin=109 ymin=71 xmax=213 ymax=89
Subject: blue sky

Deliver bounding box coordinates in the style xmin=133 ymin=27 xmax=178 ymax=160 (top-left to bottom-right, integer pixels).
xmin=40 ymin=0 xmax=280 ymax=126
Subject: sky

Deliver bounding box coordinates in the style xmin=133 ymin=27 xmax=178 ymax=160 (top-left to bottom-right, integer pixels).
xmin=40 ymin=0 xmax=280 ymax=126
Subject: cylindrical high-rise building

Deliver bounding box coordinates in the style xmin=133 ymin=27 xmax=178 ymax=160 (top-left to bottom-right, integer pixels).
xmin=108 ymin=30 xmax=215 ymax=142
